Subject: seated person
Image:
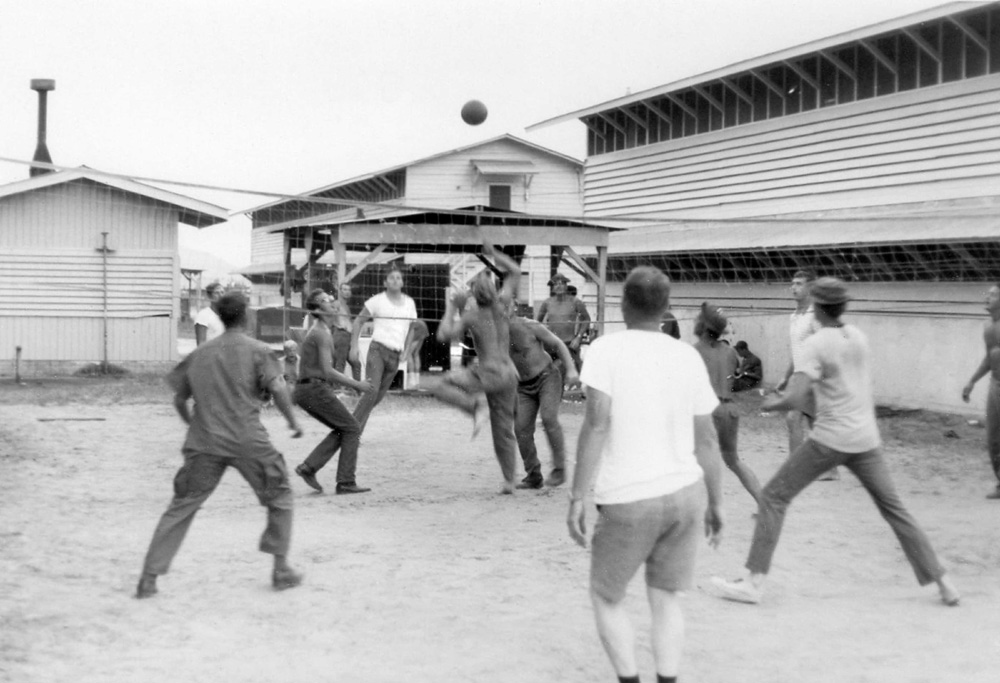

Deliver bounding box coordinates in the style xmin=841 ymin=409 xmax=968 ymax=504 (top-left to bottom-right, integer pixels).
xmin=732 ymin=340 xmax=763 ymax=391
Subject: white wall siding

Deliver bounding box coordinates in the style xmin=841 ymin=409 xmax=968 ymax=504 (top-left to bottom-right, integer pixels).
xmin=0 ymin=316 xmax=173 ymax=363
xmin=585 ymin=75 xmax=1000 ymax=220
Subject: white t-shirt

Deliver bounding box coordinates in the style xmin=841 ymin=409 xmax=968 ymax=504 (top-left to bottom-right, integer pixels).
xmin=789 ymin=306 xmax=820 ymax=371
xmin=798 ymin=325 xmax=881 ymax=453
xmin=365 ymin=292 xmax=417 ymax=352
xmin=580 ymin=329 xmax=719 ymax=505
xmin=194 ymin=306 xmax=224 ymax=342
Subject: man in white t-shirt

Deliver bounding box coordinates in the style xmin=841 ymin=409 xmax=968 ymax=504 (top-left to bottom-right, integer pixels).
xmin=567 ymin=266 xmax=724 ymax=683
xmin=713 ymin=277 xmax=959 ymax=607
xmin=194 ymin=282 xmax=225 ymax=346
xmin=349 ymin=265 xmax=418 ymax=433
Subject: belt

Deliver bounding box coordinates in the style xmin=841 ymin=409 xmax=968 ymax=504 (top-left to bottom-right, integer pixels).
xmin=718 ymin=397 xmax=733 ymax=403
xmin=297 ymin=377 xmax=327 ymax=385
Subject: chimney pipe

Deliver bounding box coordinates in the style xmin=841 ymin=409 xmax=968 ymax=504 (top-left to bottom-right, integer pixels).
xmin=30 ymin=79 xmax=55 ymax=177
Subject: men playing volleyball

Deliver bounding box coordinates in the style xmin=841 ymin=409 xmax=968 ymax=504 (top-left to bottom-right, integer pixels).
xmin=568 ymin=266 xmax=724 ymax=683
xmin=349 ymin=264 xmax=418 ymax=433
xmin=508 ymin=309 xmax=581 ymax=489
xmin=961 ymin=282 xmax=1000 ymax=499
xmin=693 ymin=303 xmax=762 ymax=505
xmin=136 ymin=292 xmax=304 ymax=599
xmin=713 ymin=277 xmax=960 ymax=607
xmin=293 ymin=289 xmax=374 ymax=495
xmin=429 ymin=238 xmax=521 ymax=494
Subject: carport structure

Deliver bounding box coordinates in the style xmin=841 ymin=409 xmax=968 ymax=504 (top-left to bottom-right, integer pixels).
xmin=259 ymin=204 xmax=619 ymax=338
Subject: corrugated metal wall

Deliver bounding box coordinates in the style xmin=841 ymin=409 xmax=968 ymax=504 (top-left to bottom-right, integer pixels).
xmin=0 ymin=180 xmax=179 ymax=364
xmin=584 ymin=75 xmax=1000 ymax=220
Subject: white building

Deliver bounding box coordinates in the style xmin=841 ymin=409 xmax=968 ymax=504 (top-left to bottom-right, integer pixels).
xmin=531 ymin=1 xmax=1000 ymax=414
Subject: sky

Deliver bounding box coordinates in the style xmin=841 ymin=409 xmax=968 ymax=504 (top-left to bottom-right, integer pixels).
xmin=1 ymin=0 xmax=949 ymax=268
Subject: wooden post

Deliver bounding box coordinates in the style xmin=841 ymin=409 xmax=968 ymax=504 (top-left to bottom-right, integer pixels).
xmin=596 ymin=245 xmax=607 ymax=336
xmin=282 ymin=230 xmax=292 ymax=340
xmin=303 ymin=227 xmax=314 ymax=305
xmin=96 ymin=232 xmax=115 ymax=371
xmin=333 ymin=227 xmax=347 ymax=286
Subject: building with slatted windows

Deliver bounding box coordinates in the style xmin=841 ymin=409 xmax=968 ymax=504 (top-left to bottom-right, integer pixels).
xmin=530 ymin=1 xmax=1000 ymax=413
xmin=0 ymin=168 xmax=228 ymax=375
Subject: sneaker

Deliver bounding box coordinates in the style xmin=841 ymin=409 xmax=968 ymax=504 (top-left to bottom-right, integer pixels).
xmin=711 ymin=576 xmax=762 ymax=604
xmin=516 ymin=477 xmax=543 ymax=490
xmin=295 ymin=464 xmax=323 ymax=493
xmin=544 ymin=469 xmax=566 ymax=487
xmin=135 ymin=574 xmax=158 ymax=599
xmin=987 ymin=489 xmax=1000 ymax=500
xmin=335 ymin=482 xmax=371 ymax=495
xmin=272 ymin=567 xmax=304 ymax=591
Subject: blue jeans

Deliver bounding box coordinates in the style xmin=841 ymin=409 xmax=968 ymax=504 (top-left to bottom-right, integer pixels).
xmin=353 ymin=341 xmax=401 ymax=434
xmin=515 ymin=363 xmax=566 ymax=480
xmin=295 ymin=381 xmax=362 ymax=484
xmin=746 ymin=439 xmax=944 ymax=585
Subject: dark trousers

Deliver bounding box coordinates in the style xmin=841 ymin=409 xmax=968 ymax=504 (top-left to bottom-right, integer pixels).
xmin=332 ymin=328 xmax=362 ymax=382
xmin=353 ymin=341 xmax=401 ymax=434
xmin=295 ymin=381 xmax=362 ymax=484
xmin=515 ymin=364 xmax=566 ymax=480
xmin=746 ymin=439 xmax=944 ymax=585
xmin=141 ymin=450 xmax=293 ymax=575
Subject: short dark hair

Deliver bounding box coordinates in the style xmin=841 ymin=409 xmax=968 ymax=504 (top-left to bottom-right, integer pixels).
xmin=215 ymin=292 xmax=248 ymax=328
xmin=793 ymin=269 xmax=816 ymax=282
xmin=734 ymin=340 xmax=749 ymax=351
xmin=622 ymin=267 xmax=670 ymax=319
xmin=305 ymin=288 xmax=327 ymax=312
xmin=206 ymin=282 xmax=224 ymax=297
xmin=815 ymin=301 xmax=847 ymax=319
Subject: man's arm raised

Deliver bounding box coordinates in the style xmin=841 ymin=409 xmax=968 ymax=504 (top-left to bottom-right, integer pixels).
xmin=481 ymin=237 xmax=521 ymax=302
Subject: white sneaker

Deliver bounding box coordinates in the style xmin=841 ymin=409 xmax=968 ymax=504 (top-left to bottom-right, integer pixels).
xmin=711 ymin=576 xmax=762 ymax=604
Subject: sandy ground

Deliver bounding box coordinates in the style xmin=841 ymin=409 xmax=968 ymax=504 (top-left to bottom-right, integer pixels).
xmin=1 ymin=384 xmax=999 ymax=683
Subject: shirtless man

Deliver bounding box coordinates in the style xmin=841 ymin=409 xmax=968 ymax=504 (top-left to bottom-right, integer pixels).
xmin=693 ymin=303 xmax=762 ymax=505
xmin=508 ymin=310 xmax=581 ymax=489
xmin=428 ymin=238 xmax=520 ymax=494
xmin=293 ymin=289 xmax=373 ymax=494
xmin=962 ymin=283 xmax=1000 ymax=499
xmin=537 ymin=273 xmax=591 ymax=375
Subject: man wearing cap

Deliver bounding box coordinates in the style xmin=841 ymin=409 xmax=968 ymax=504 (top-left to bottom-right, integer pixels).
xmin=961 ymin=282 xmax=1000 ymax=499
xmin=713 ymin=277 xmax=960 ymax=607
xmin=732 ymin=341 xmax=763 ymax=392
xmin=537 ymin=273 xmax=591 ymax=378
xmin=694 ymin=303 xmax=762 ymax=505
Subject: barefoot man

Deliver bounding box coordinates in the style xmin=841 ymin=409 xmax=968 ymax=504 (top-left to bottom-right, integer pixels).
xmin=429 ymin=237 xmax=520 ymax=494
xmin=693 ymin=302 xmax=763 ymax=505
xmin=961 ymin=282 xmax=1000 ymax=499
xmin=713 ymin=278 xmax=960 ymax=607
xmin=508 ymin=308 xmax=581 ymax=489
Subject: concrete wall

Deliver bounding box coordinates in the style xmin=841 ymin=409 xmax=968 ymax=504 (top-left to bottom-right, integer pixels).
xmin=580 ymin=280 xmax=990 ymax=416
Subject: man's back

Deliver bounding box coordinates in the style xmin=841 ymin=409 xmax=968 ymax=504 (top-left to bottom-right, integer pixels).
xmin=171 ymin=332 xmax=281 ymax=457
xmin=466 ymin=303 xmax=513 ymax=368
xmin=799 ymin=325 xmax=879 ymax=453
xmin=581 ymin=329 xmax=717 ymax=504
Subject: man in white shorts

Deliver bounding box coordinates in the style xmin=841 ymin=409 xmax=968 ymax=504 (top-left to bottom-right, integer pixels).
xmin=567 ymin=266 xmax=724 ymax=683
xmin=349 ymin=265 xmax=418 ymax=433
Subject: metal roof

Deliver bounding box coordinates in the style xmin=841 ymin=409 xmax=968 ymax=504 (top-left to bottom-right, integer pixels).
xmin=0 ymin=167 xmax=229 ymax=228
xmin=528 ymin=2 xmax=981 ymax=131
xmin=240 ymin=134 xmax=582 ymax=216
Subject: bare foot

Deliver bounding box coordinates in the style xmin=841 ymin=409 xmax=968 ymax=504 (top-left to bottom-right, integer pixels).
xmin=499 ymin=479 xmax=515 ymax=495
xmin=937 ymin=574 xmax=960 ymax=606
xmin=472 ymin=397 xmax=489 ymax=439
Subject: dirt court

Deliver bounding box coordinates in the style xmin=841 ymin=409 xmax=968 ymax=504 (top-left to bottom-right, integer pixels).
xmin=1 ymin=378 xmax=999 ymax=683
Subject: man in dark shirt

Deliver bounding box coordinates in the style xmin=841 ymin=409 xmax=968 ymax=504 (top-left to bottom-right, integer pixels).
xmin=136 ymin=292 xmax=304 ymax=598
xmin=732 ymin=340 xmax=763 ymax=392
